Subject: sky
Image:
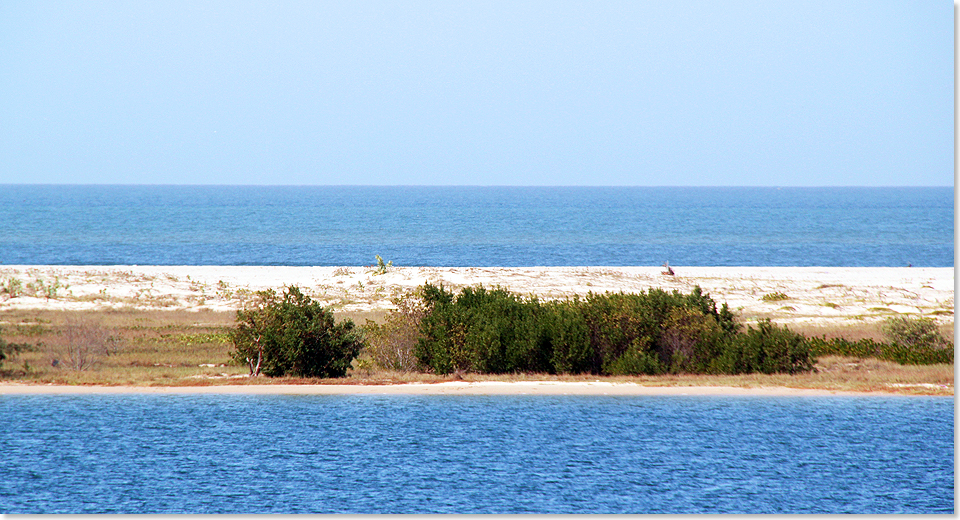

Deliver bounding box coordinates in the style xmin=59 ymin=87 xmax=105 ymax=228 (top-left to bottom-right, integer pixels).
xmin=0 ymin=1 xmax=953 ymax=186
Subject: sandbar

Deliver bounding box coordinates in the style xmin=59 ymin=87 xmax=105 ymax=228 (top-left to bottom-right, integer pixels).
xmin=0 ymin=266 xmax=952 ymax=397
xmin=0 ymin=265 xmax=954 ymax=327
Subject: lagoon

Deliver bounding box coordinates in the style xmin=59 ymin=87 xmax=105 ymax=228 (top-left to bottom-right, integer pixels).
xmin=0 ymin=394 xmax=952 ymax=513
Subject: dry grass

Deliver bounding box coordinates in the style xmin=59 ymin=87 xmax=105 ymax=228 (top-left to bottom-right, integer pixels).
xmin=0 ymin=309 xmax=239 ymax=386
xmin=339 ymin=357 xmax=953 ymax=395
xmin=0 ymin=308 xmax=953 ymax=395
xmin=785 ymin=320 xmax=954 ymax=344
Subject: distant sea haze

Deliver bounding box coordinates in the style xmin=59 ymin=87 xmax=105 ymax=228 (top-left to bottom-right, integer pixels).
xmin=0 ymin=186 xmax=952 ymax=267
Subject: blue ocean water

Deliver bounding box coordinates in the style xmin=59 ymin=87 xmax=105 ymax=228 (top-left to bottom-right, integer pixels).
xmin=0 ymin=394 xmax=951 ymax=514
xmin=0 ymin=185 xmax=952 ymax=267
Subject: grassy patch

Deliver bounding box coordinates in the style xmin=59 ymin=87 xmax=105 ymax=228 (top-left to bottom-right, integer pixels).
xmin=761 ymin=291 xmax=789 ymax=302
xmin=0 ymin=309 xmax=239 ymax=385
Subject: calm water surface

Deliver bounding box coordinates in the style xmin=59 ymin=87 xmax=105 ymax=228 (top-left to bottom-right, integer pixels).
xmin=0 ymin=394 xmax=952 ymax=514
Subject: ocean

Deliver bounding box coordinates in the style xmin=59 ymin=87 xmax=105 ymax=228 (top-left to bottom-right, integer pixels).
xmin=0 ymin=394 xmax=952 ymax=514
xmin=0 ymin=185 xmax=952 ymax=267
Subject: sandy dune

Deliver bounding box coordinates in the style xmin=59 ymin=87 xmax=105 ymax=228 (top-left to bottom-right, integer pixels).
xmin=0 ymin=265 xmax=953 ymax=327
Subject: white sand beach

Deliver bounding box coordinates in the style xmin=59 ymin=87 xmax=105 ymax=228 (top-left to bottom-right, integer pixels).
xmin=0 ymin=265 xmax=953 ymax=327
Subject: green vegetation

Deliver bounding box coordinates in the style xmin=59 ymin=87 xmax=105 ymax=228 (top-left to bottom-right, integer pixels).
xmin=1 ymin=275 xmax=68 ymax=300
xmin=761 ymin=291 xmax=789 ymax=302
xmin=361 ymin=284 xmax=950 ymax=377
xmin=409 ymin=283 xmax=810 ymax=376
xmin=711 ymin=319 xmax=814 ymax=375
xmin=371 ymin=255 xmax=393 ymax=275
xmin=31 ymin=276 xmax=65 ymax=300
xmin=231 ymin=286 xmax=363 ymax=377
xmin=809 ymin=316 xmax=954 ymax=365
xmin=0 ymin=285 xmax=950 ymax=393
xmin=881 ymin=316 xmax=950 ymax=350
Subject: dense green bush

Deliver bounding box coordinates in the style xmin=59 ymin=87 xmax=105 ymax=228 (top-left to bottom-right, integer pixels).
xmin=232 ymin=286 xmax=363 ymax=378
xmin=713 ymin=319 xmax=814 ymax=374
xmin=541 ymin=301 xmax=593 ymax=374
xmin=390 ymin=284 xmax=953 ymax=375
xmin=413 ymin=283 xmax=774 ymax=376
xmin=573 ymin=287 xmax=738 ymax=375
xmin=604 ymin=337 xmax=663 ymax=375
xmin=415 ymin=285 xmax=553 ymax=374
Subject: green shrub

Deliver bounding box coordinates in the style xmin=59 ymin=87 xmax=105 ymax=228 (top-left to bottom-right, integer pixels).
xmin=880 ymin=341 xmax=954 ymax=365
xmin=413 ymin=284 xmax=748 ymax=376
xmin=658 ymin=306 xmax=726 ymax=373
xmin=542 ymin=301 xmax=593 ymax=374
xmin=807 ymin=316 xmax=954 ymax=365
xmin=577 ymin=287 xmax=737 ymax=374
xmin=576 ymin=291 xmax=660 ymax=374
xmin=232 ymin=286 xmax=363 ymax=378
xmin=761 ymin=291 xmax=789 ymax=302
xmin=604 ymin=337 xmax=663 ymax=375
xmin=713 ymin=319 xmax=813 ymax=374
xmin=371 ymin=255 xmax=393 ymax=275
xmin=881 ymin=316 xmax=950 ymax=350
xmin=415 ymin=284 xmax=552 ymax=374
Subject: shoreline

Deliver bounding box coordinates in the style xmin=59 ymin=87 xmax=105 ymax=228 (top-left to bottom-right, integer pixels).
xmin=0 ymin=381 xmax=924 ymax=396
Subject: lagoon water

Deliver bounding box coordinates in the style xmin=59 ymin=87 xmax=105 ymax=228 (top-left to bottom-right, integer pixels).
xmin=0 ymin=185 xmax=952 ymax=267
xmin=0 ymin=394 xmax=953 ymax=514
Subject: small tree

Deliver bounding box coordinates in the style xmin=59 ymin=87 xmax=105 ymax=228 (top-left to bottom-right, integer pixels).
xmin=232 ymin=286 xmax=363 ymax=378
xmin=363 ymin=289 xmax=427 ymax=372
xmin=56 ymin=320 xmax=117 ymax=371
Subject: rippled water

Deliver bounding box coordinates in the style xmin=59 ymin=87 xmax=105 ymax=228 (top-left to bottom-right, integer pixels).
xmin=0 ymin=394 xmax=952 ymax=513
xmin=0 ymin=185 xmax=952 ymax=266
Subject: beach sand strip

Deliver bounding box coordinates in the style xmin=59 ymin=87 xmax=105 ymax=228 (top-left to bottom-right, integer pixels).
xmin=0 ymin=265 xmax=953 ymax=327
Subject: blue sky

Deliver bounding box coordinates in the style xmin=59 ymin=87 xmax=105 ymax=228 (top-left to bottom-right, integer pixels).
xmin=0 ymin=1 xmax=953 ymax=186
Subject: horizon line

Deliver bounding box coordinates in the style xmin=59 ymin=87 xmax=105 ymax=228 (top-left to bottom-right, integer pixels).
xmin=0 ymin=183 xmax=954 ymax=189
